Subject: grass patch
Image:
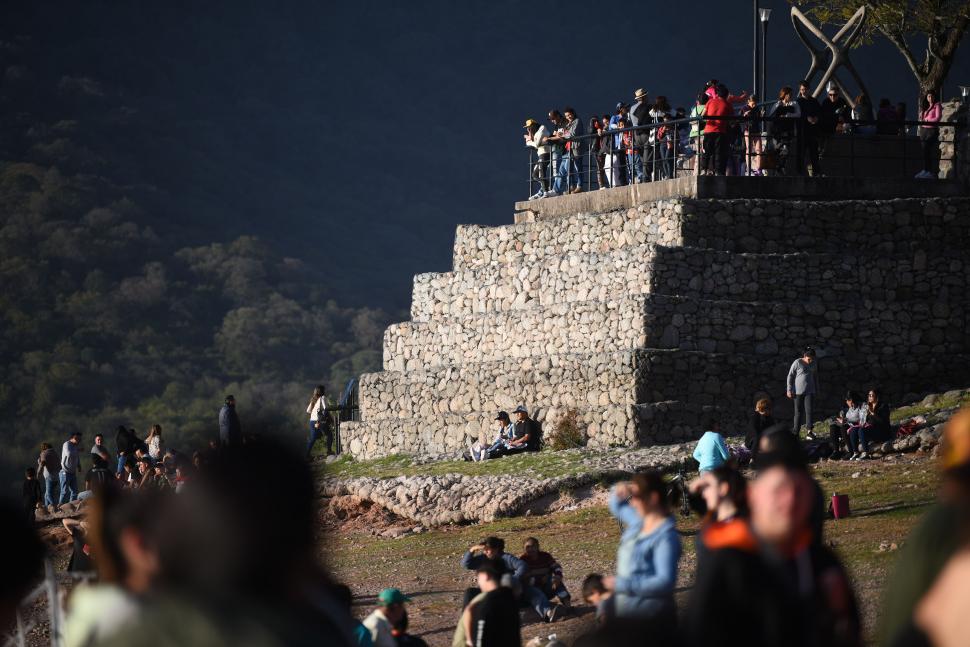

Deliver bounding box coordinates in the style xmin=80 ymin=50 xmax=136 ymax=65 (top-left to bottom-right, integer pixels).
xmin=891 ymin=392 xmax=970 ymax=423
xmin=321 ymin=449 xmax=596 ymax=480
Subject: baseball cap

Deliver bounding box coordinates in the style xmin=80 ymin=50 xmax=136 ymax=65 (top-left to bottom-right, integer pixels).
xmin=377 ymin=588 xmax=411 ymax=605
xmin=495 ymin=411 xmax=510 ymax=421
xmin=523 ymin=118 xmax=538 ymax=128
xmin=512 ymin=405 xmax=528 ymax=415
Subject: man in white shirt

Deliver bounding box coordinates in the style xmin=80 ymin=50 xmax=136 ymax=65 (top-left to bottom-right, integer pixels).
xmin=363 ymin=588 xmax=410 ymax=647
xmin=59 ymin=431 xmax=82 ymax=504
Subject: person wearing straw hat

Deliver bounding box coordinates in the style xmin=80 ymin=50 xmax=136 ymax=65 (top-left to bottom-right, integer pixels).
xmin=364 ymin=588 xmax=411 ymax=647
xmin=630 ymin=88 xmax=650 ymax=183
xmin=524 ymin=118 xmax=551 ymax=200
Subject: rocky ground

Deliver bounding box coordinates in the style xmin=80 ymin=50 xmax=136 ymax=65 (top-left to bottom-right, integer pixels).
xmin=319 ymin=388 xmax=970 ymax=646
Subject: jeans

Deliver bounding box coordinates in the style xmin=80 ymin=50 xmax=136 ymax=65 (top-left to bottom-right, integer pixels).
xmin=44 ymin=475 xmax=57 ymax=507
xmin=922 ymin=131 xmax=939 ymax=174
xmin=531 ymin=153 xmax=550 ymax=192
xmin=524 ymin=584 xmax=552 ymax=617
xmin=306 ymin=420 xmax=333 ymax=458
xmin=792 ymin=393 xmax=814 ymax=435
xmin=116 ymin=455 xmax=127 ymax=474
xmin=550 ymin=151 xmax=562 ymax=194
xmin=555 ymin=153 xmax=580 ymax=193
xmin=660 ymin=144 xmax=674 ymax=179
xmin=848 ymin=425 xmax=867 ymax=453
xmin=627 ymin=152 xmax=643 ymax=183
xmin=58 ymin=470 xmax=78 ymax=504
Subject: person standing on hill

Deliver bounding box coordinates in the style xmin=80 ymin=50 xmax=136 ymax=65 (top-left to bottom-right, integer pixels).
xmin=145 ymin=424 xmax=165 ymax=462
xmin=59 ymin=431 xmax=83 ymax=504
xmin=306 ymin=384 xmax=332 ymax=458
xmin=38 ymin=442 xmax=60 ymax=507
xmin=219 ymin=395 xmax=242 ymax=447
xmin=787 ymin=347 xmax=819 ymax=438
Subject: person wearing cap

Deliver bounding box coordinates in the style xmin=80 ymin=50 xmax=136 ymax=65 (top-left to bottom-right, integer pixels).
xmin=524 ymin=118 xmax=551 ymax=200
xmin=685 ymin=441 xmax=860 ymax=647
xmin=508 ymin=405 xmax=541 ymax=453
xmin=879 ymin=407 xmax=970 ymax=645
xmin=484 ymin=411 xmax=514 ymax=458
xmin=59 ymin=431 xmax=83 ymax=504
xmin=787 ymin=347 xmax=819 ymax=438
xmin=364 ymin=588 xmax=410 ymax=647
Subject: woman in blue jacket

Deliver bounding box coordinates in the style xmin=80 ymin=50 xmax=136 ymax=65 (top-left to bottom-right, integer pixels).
xmin=604 ymin=471 xmax=682 ymax=622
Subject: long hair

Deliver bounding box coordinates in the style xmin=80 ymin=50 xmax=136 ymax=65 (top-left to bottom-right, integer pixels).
xmin=147 ymin=424 xmax=162 ymax=440
xmin=631 ymin=470 xmax=670 ymax=515
xmin=709 ymin=467 xmax=749 ymax=518
xmin=308 ymin=384 xmax=325 ymax=408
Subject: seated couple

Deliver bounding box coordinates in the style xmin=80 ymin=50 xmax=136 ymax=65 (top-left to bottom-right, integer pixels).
xmin=465 ymin=406 xmax=541 ymax=461
xmin=828 ymin=388 xmax=891 ymax=460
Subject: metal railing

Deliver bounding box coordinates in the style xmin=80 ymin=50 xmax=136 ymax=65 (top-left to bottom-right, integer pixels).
xmin=525 ymin=112 xmax=960 ymax=199
xmin=4 ymin=561 xmax=63 ymax=647
xmin=326 ymin=378 xmax=360 ymax=455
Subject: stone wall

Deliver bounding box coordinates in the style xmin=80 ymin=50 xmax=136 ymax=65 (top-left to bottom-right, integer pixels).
xmin=343 ymin=193 xmax=970 ymax=461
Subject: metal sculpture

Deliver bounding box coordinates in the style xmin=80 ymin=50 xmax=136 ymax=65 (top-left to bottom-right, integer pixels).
xmin=791 ymin=6 xmax=870 ymax=107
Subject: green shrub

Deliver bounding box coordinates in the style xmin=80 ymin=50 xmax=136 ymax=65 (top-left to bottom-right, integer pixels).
xmin=546 ymin=408 xmax=587 ymax=451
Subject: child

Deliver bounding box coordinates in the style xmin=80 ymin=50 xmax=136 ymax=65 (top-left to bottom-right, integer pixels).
xmin=23 ymin=467 xmax=42 ymax=523
xmin=693 ymin=420 xmax=730 ymax=473
xmin=581 ymin=573 xmax=614 ymax=625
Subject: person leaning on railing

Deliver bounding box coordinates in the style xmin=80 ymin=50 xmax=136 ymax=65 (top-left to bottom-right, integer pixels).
xmin=916 ymin=91 xmax=943 ymax=180
xmin=524 ymin=118 xmax=551 ymax=200
xmin=701 ymin=85 xmax=732 ymax=176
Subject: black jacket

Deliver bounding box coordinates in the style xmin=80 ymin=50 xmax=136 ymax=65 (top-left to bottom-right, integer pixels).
xmin=219 ymin=404 xmax=242 ymax=446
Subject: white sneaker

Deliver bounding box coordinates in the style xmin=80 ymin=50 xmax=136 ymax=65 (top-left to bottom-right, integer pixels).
xmin=543 ymin=191 xmax=560 ymax=198
xmin=848 ymin=453 xmax=858 ymax=460
xmin=859 ymin=452 xmax=869 ymax=460
xmin=528 ymin=190 xmax=543 ymax=200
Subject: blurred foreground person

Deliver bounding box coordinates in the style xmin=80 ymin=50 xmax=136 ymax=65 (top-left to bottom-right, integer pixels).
xmin=689 ymin=466 xmax=749 ymax=566
xmin=881 ymin=408 xmax=970 ymax=646
xmin=95 ymin=438 xmax=354 ymax=647
xmin=685 ymin=439 xmax=860 ymax=647
xmin=460 ymin=561 xmax=520 ymax=647
xmin=604 ymin=471 xmax=681 ymax=622
xmin=0 ymin=499 xmax=45 ymax=634
xmin=65 ymin=485 xmax=164 ymax=647
xmin=364 ymin=588 xmax=409 ymax=647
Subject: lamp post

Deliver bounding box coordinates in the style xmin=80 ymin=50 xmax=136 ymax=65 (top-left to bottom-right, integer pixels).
xmin=961 ymin=85 xmax=970 ymax=105
xmin=754 ymin=0 xmax=761 ymax=100
xmin=760 ymin=8 xmax=772 ymax=104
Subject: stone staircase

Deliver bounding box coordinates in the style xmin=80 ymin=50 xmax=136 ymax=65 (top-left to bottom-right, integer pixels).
xmin=343 ymin=194 xmax=970 ymax=460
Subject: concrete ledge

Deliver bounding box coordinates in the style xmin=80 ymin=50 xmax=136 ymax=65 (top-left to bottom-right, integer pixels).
xmin=514 ymin=176 xmax=967 ymax=223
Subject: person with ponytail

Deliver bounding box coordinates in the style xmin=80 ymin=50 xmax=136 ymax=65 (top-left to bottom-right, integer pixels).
xmin=305 ymin=385 xmax=332 ymax=458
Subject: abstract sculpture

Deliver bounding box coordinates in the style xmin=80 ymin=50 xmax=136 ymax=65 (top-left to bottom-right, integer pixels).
xmin=791 ymin=6 xmax=870 ymax=107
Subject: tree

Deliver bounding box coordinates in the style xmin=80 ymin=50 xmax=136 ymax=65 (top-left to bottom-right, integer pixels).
xmin=792 ymin=1 xmax=970 ymax=102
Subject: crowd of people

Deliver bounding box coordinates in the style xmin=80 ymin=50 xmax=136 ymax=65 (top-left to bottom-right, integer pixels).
xmin=22 ymin=395 xmax=249 ymax=523
xmin=5 ymin=380 xmax=970 ymax=647
xmin=524 ymin=80 xmax=945 ymax=199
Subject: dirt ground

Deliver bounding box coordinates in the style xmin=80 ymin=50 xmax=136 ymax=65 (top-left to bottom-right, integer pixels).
xmin=324 ymin=453 xmax=941 ymax=646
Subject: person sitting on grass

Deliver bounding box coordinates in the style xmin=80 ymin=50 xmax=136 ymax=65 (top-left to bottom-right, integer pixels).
xmin=490 ymin=405 xmax=541 ymax=457
xmin=520 ymin=537 xmax=571 ymax=610
xmin=581 ymin=574 xmax=614 ymax=625
xmin=465 ymin=412 xmax=514 ymax=462
xmin=693 ymin=420 xmax=730 ymax=473
xmin=830 ymin=391 xmax=865 ymax=460
xmin=460 ymin=536 xmax=563 ymax=622
xmin=364 ymin=588 xmax=410 ymax=647
xmin=850 ymin=388 xmax=892 ymax=460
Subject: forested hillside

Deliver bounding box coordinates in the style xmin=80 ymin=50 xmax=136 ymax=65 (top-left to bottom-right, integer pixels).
xmin=0 ymin=27 xmax=395 ymax=488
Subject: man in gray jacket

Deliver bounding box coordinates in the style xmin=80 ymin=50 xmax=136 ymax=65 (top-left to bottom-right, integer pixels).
xmin=787 ymin=347 xmax=820 ymax=438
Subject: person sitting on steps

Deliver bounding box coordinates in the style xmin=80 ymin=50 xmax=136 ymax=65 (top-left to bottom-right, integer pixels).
xmin=465 ymin=411 xmax=514 ymax=461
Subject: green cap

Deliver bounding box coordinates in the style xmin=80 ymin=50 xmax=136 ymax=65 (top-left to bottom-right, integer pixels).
xmin=378 ymin=588 xmax=411 ymax=605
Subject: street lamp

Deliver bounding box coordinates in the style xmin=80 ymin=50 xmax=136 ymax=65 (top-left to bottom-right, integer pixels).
xmin=961 ymin=85 xmax=970 ymax=105
xmin=760 ymin=8 xmax=772 ymax=104
xmin=754 ymin=0 xmax=761 ymax=100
